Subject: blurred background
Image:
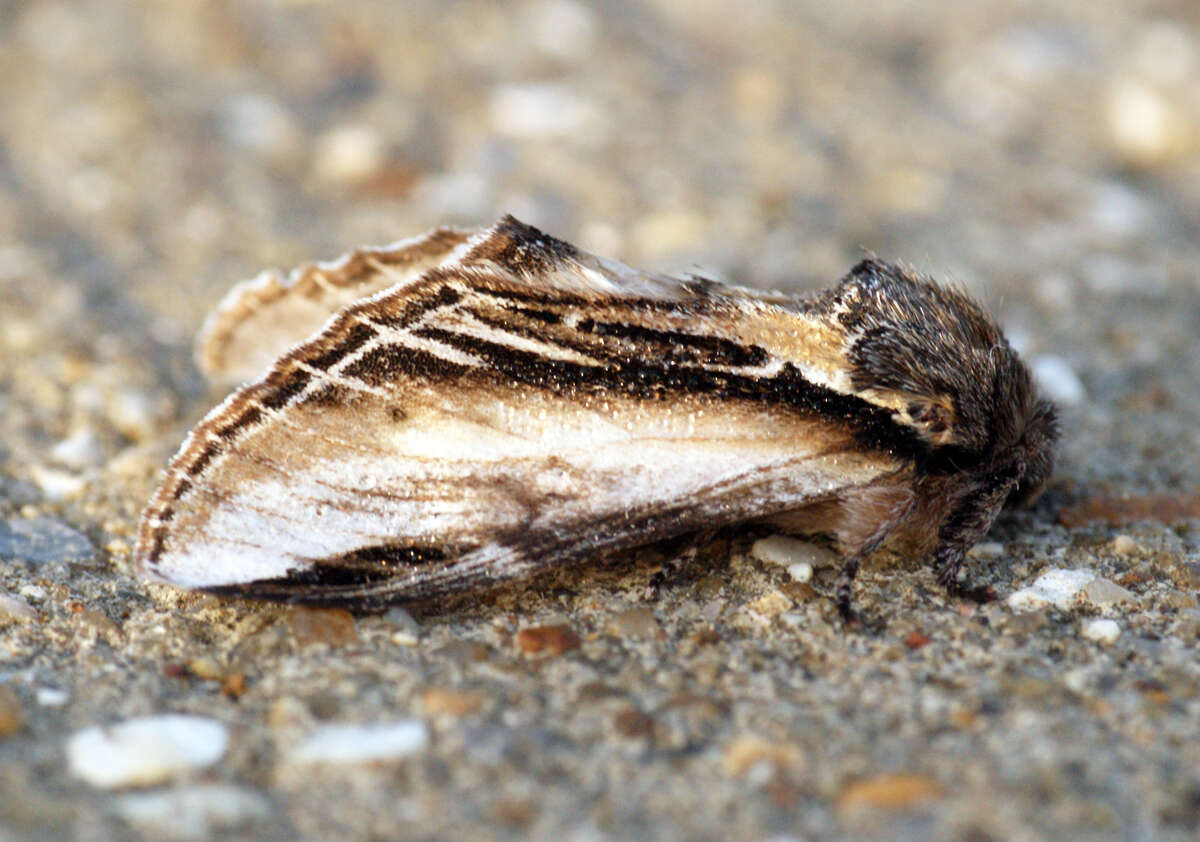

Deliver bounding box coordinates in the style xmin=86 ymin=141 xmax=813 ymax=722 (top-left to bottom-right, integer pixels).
xmin=2 ymin=2 xmax=1200 ymax=839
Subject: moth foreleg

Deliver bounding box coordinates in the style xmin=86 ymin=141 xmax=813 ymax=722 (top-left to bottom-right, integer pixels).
xmin=644 ymin=529 xmax=718 ymax=600
xmin=933 ymin=463 xmax=1024 ymax=604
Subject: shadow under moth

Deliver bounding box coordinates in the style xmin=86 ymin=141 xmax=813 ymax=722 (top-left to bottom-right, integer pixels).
xmin=137 ymin=216 xmax=1058 ymax=621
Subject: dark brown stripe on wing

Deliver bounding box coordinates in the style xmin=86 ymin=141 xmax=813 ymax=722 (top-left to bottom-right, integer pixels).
xmin=341 ymin=343 xmax=474 ymax=387
xmin=309 ymin=321 xmax=378 ymax=371
xmin=575 ymin=318 xmax=769 ymax=367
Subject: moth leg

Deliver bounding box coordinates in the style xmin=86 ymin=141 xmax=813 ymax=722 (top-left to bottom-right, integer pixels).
xmin=644 ymin=529 xmax=718 ymax=600
xmin=934 ymin=463 xmax=1024 ymax=603
xmin=834 ymin=554 xmax=865 ymax=623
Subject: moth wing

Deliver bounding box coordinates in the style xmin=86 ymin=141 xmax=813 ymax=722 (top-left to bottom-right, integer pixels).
xmin=196 ymin=226 xmax=472 ymax=386
xmin=137 ymin=355 xmax=894 ymax=607
xmin=140 ymin=216 xmax=913 ymax=607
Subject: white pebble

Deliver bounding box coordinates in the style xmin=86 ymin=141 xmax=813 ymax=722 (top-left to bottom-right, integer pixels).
xmin=36 ymin=687 xmax=69 ymax=707
xmin=313 ymin=124 xmax=385 ymax=185
xmin=1106 ymin=78 xmax=1191 ymax=168
xmin=50 ymin=427 xmax=104 ymax=469
xmin=967 ymin=541 xmax=1005 ymax=560
xmin=750 ymin=535 xmax=837 ymax=569
xmin=0 ymin=593 xmax=37 ymax=622
xmin=1007 ymin=568 xmax=1096 ymax=611
xmin=67 ymin=715 xmax=229 ymax=789
xmin=1031 ymin=355 xmax=1085 ymax=407
xmin=1082 ymin=618 xmax=1121 ymax=645
xmin=1110 ymin=535 xmax=1141 ymax=556
xmin=112 ymin=785 xmax=272 ymax=839
xmin=786 ymin=562 xmax=813 ymax=583
xmin=286 ymin=720 xmax=429 ymax=766
xmin=489 ymin=83 xmax=606 ymax=142
xmin=28 ymin=465 xmax=87 ymax=501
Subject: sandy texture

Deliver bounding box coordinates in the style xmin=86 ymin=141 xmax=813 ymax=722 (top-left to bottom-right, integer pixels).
xmin=2 ymin=1 xmax=1199 ymax=840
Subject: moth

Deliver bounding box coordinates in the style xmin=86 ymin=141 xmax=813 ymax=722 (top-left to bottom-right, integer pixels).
xmin=137 ymin=216 xmax=1058 ymax=620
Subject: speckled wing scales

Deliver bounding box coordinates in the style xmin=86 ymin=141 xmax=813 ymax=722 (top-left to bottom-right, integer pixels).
xmin=197 ymin=226 xmax=472 ymax=386
xmin=137 ymin=217 xmax=907 ymax=607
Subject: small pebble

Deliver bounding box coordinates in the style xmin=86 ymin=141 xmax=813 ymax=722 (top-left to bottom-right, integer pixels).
xmin=722 ymin=736 xmax=802 ymax=777
xmin=421 ymin=688 xmax=484 ymax=717
xmin=967 ymin=541 xmax=1005 ymax=560
xmin=836 ymin=773 xmax=943 ymax=814
xmin=1106 ymin=78 xmax=1193 ymax=169
xmin=612 ymin=707 xmax=654 ymax=739
xmin=515 ymin=624 xmax=581 ymax=655
xmin=1082 ymin=578 xmax=1136 ymax=606
xmin=750 ymin=536 xmax=837 ymax=569
xmin=106 ymin=389 xmax=164 ymax=441
xmin=1031 ymin=355 xmax=1085 ymax=406
xmin=1082 ymin=618 xmax=1121 ymax=645
xmin=286 ymin=720 xmax=429 ymax=765
xmin=1110 ymin=535 xmax=1141 ymax=556
xmin=489 ymin=83 xmax=606 ymax=141
xmin=28 ymin=465 xmax=87 ymax=500
xmin=382 ymin=606 xmax=423 ymax=644
xmin=36 ymin=687 xmax=69 ymax=707
xmin=312 ymin=124 xmax=386 ymax=185
xmin=50 ymin=427 xmax=104 ymax=469
xmin=0 ymin=593 xmax=38 ymax=622
xmin=112 ymin=784 xmax=273 ymax=839
xmin=67 ymin=715 xmax=229 ymax=789
xmin=222 ymin=93 xmax=302 ymax=165
xmin=0 ymin=517 xmax=94 ymax=563
xmin=786 ymin=562 xmax=813 ymax=583
xmin=1007 ymin=568 xmax=1096 ymax=611
xmin=607 ymin=607 xmax=661 ymax=639
xmin=285 ymin=607 xmax=358 ymax=648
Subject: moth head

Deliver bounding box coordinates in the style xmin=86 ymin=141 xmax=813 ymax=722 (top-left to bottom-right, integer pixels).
xmin=1005 ymin=396 xmax=1059 ymax=508
xmin=838 ymin=260 xmax=1018 ymax=451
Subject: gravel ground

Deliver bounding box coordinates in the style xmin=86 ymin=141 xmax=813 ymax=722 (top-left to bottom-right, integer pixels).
xmin=2 ymin=1 xmax=1199 ymax=840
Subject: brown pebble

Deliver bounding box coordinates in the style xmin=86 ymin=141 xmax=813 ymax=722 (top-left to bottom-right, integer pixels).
xmin=187 ymin=656 xmax=223 ymax=680
xmin=163 ymin=662 xmax=190 ymax=679
xmin=221 ymin=672 xmax=247 ymax=699
xmin=613 ymin=707 xmax=654 ymax=738
xmin=0 ymin=686 xmax=23 ymax=737
xmin=490 ymin=798 xmax=536 ymax=827
xmin=689 ymin=627 xmax=721 ymax=647
xmin=515 ymin=624 xmax=581 ymax=656
xmin=836 ymin=773 xmax=943 ymax=813
xmin=286 ymin=607 xmax=358 ymax=647
xmin=904 ymin=631 xmax=932 ymax=650
xmin=422 ymin=687 xmax=484 ymax=717
xmin=780 ymin=581 xmax=818 ymax=602
xmin=723 ymin=736 xmax=802 ymax=776
xmin=1058 ymin=493 xmax=1200 ymax=528
xmin=1135 ymin=679 xmax=1170 ymax=706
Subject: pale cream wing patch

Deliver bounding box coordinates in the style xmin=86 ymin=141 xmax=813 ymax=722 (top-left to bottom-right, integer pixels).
xmin=139 ymin=374 xmax=894 ymax=601
xmin=196 ymin=226 xmax=472 ymax=386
